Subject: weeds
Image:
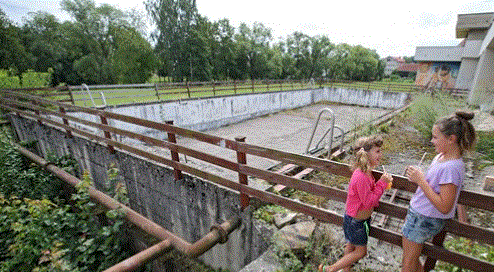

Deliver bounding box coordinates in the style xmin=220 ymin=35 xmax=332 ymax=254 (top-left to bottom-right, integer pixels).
xmin=476 ymin=131 xmax=494 ymax=162
xmin=408 ymin=93 xmax=468 ymax=140
xmin=0 ymin=137 xmax=134 ymax=271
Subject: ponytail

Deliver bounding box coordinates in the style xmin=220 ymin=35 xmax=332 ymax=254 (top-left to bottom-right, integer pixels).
xmin=436 ymin=110 xmax=476 ymax=155
xmin=352 ymin=135 xmax=383 ymax=173
xmin=355 ymin=148 xmax=371 ymax=173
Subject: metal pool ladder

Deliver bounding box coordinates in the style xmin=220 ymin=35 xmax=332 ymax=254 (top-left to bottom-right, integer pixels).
xmin=305 ymin=108 xmax=345 ymax=156
xmin=82 ymin=83 xmax=107 ymax=108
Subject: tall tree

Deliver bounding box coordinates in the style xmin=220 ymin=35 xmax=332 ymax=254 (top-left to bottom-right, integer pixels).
xmin=21 ymin=12 xmax=64 ymax=73
xmin=146 ymin=0 xmax=199 ymax=81
xmin=286 ymin=32 xmax=334 ymax=79
xmin=208 ymin=18 xmax=237 ymax=80
xmin=112 ymin=27 xmax=157 ymax=83
xmin=234 ymin=22 xmax=275 ymax=80
xmin=0 ymin=8 xmax=31 ymax=73
xmin=60 ymin=0 xmax=155 ymax=84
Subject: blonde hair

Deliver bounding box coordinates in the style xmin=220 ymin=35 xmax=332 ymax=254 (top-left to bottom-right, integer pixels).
xmin=352 ymin=135 xmax=383 ymax=173
xmin=435 ymin=110 xmax=476 ymax=155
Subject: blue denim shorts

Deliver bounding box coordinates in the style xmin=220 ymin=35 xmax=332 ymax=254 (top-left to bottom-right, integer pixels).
xmin=344 ymin=214 xmax=370 ymax=246
xmin=402 ymin=208 xmax=446 ymax=244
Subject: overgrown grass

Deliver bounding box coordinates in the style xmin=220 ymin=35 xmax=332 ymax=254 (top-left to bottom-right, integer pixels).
xmin=407 ymin=93 xmax=468 ymax=140
xmin=477 ymin=131 xmax=494 ymax=162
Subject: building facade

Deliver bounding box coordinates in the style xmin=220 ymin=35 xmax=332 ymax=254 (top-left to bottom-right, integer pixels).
xmin=383 ymin=56 xmax=405 ymax=76
xmin=414 ymin=12 xmax=494 ymax=107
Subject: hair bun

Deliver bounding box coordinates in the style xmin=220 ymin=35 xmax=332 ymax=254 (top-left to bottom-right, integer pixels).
xmin=456 ymin=110 xmax=474 ymax=121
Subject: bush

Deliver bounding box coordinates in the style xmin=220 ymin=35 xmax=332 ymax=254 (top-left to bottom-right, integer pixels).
xmin=0 ymin=137 xmax=134 ymax=271
xmin=0 ymin=69 xmax=21 ymax=89
xmin=0 ymin=138 xmax=75 ymax=200
xmin=21 ymin=69 xmax=52 ymax=88
xmin=408 ymin=93 xmax=467 ymax=140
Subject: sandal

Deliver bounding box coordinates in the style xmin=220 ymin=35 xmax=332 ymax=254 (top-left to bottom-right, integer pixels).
xmin=318 ymin=264 xmax=329 ymax=272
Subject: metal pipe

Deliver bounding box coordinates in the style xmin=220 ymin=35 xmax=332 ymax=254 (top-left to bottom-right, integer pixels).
xmin=186 ymin=216 xmax=241 ymax=258
xmin=103 ymin=239 xmax=173 ymax=272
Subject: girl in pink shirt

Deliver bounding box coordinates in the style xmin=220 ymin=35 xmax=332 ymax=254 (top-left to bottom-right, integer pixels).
xmin=320 ymin=135 xmax=393 ymax=272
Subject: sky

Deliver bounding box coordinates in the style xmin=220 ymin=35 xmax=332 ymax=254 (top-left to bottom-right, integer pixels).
xmin=1 ymin=0 xmax=494 ymax=58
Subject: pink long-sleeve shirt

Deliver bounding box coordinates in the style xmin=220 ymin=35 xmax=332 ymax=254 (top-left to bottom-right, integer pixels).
xmin=345 ymin=168 xmax=388 ymax=217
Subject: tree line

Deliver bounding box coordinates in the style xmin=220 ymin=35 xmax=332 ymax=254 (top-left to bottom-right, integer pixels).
xmin=0 ymin=0 xmax=386 ymax=86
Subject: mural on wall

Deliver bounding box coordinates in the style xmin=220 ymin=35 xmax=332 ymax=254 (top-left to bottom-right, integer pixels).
xmin=415 ymin=62 xmax=460 ymax=90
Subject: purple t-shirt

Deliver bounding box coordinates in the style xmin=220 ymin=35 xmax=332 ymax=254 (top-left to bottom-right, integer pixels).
xmin=409 ymin=154 xmax=465 ymax=219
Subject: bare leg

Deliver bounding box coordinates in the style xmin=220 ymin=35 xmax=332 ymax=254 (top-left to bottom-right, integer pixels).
xmin=324 ymin=244 xmax=366 ymax=272
xmin=402 ymin=236 xmax=424 ymax=272
xmin=342 ymin=243 xmax=355 ymax=272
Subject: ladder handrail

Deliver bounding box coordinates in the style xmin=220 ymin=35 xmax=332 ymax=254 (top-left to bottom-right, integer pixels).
xmin=306 ymin=108 xmax=335 ymax=154
xmin=81 ymin=83 xmax=107 ymax=108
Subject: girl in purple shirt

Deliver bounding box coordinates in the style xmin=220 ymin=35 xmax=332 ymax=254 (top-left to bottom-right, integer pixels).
xmin=401 ymin=111 xmax=476 ymax=272
xmin=319 ymin=135 xmax=393 ymax=272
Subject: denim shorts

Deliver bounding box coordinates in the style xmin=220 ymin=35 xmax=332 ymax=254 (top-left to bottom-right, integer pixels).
xmin=343 ymin=214 xmax=370 ymax=246
xmin=402 ymin=208 xmax=446 ymax=244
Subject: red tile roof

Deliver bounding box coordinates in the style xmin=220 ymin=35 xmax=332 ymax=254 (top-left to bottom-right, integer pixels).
xmin=396 ymin=63 xmax=420 ymax=72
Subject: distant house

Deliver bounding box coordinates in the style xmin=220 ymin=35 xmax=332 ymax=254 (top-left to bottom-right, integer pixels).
xmin=394 ymin=63 xmax=420 ymax=78
xmin=414 ymin=12 xmax=494 ymax=107
xmin=383 ymin=56 xmax=405 ymax=76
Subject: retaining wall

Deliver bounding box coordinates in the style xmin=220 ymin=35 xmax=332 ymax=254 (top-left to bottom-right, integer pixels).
xmin=8 ymin=115 xmax=268 ymax=272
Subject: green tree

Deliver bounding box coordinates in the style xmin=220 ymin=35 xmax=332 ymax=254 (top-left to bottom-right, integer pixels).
xmin=60 ymin=0 xmax=155 ymax=84
xmin=146 ymin=0 xmax=200 ymax=81
xmin=326 ymin=43 xmax=381 ymax=81
xmin=234 ymin=22 xmax=276 ymax=80
xmin=0 ymin=8 xmax=32 ymax=73
xmin=208 ymin=18 xmax=237 ymax=80
xmin=21 ymin=12 xmax=64 ymax=73
xmin=348 ymin=45 xmax=380 ymax=81
xmin=285 ymin=32 xmax=334 ymax=79
xmin=112 ymin=27 xmax=157 ymax=83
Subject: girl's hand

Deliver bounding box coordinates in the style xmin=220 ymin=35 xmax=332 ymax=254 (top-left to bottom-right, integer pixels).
xmin=381 ymin=172 xmax=393 ymax=184
xmin=406 ymin=166 xmax=425 ymax=185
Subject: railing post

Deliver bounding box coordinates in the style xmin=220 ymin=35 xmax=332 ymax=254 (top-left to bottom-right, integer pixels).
xmin=154 ymin=83 xmax=160 ymax=100
xmin=32 ymin=100 xmax=42 ymax=125
xmin=99 ymin=114 xmax=114 ymax=153
xmin=212 ymin=80 xmax=216 ymax=96
xmin=291 ymin=80 xmax=294 ymax=90
xmin=266 ymin=80 xmax=269 ymax=92
xmin=235 ymin=136 xmax=249 ymax=210
xmin=234 ymin=80 xmax=237 ymax=94
xmin=280 ymin=80 xmax=283 ymax=92
xmin=251 ymin=79 xmax=255 ymax=93
xmin=186 ymin=81 xmax=191 ymax=98
xmin=166 ymin=120 xmax=183 ymax=180
xmin=59 ymin=106 xmax=72 ymax=138
xmin=67 ymin=86 xmax=75 ymax=105
xmin=424 ymin=230 xmax=447 ymax=271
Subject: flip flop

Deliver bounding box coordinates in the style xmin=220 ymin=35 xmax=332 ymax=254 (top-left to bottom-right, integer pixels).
xmin=318 ymin=264 xmax=329 ymax=272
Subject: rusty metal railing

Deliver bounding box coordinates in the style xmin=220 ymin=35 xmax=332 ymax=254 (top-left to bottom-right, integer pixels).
xmin=1 ymin=89 xmax=492 ymax=271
